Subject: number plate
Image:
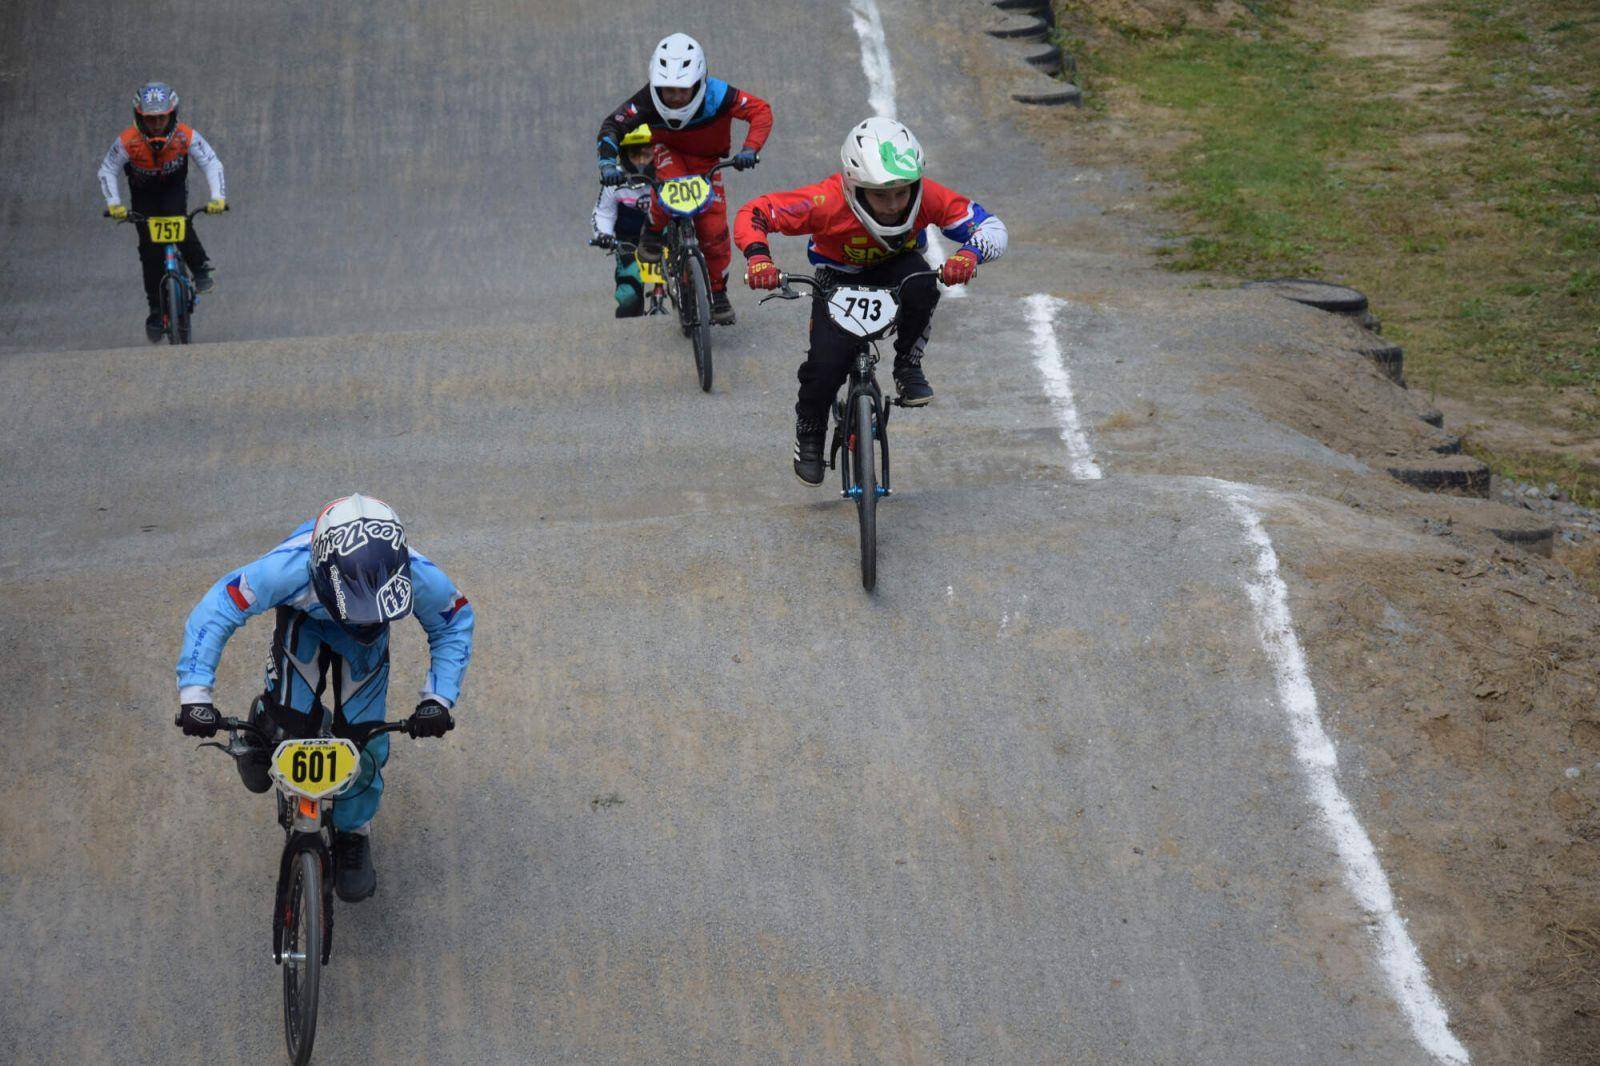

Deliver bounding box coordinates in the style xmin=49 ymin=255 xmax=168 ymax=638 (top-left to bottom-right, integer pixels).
xmin=270 ymin=738 xmax=361 ymax=800
xmin=826 ymin=286 xmax=898 ymax=338
xmin=659 ymin=176 xmax=713 ymax=216
xmin=145 ymin=216 xmax=186 ymax=243
xmin=638 ymin=259 xmax=665 ymax=285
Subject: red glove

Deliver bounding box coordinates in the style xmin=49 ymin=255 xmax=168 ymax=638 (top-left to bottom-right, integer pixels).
xmin=745 ymin=253 xmax=781 ymax=290
xmin=941 ymin=248 xmax=979 ymax=286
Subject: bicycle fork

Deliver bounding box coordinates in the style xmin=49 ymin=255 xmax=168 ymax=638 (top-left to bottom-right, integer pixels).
xmin=831 ymin=374 xmax=893 ymax=500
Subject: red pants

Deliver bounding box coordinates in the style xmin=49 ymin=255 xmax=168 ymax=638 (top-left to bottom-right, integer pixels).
xmin=648 ymin=147 xmax=731 ymax=293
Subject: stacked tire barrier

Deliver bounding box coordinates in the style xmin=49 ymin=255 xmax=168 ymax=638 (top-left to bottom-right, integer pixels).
xmin=987 ymin=1 xmax=1082 ymax=106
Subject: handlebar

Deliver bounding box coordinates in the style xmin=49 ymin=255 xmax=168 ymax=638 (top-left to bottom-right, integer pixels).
xmin=105 ymin=205 xmax=229 ymax=224
xmin=618 ymin=159 xmax=737 ymax=192
xmin=758 ymin=269 xmax=943 ymax=304
xmin=206 ymin=712 xmax=420 ymax=748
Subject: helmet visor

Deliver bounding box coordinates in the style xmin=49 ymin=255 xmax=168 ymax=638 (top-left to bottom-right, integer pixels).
xmin=136 ymin=111 xmax=175 ymax=140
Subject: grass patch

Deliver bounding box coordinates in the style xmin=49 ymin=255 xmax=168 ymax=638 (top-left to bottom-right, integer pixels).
xmin=1057 ymin=0 xmax=1600 ymax=496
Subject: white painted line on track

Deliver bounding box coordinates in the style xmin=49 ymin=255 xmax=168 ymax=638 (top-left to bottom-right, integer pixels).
xmin=1026 ymin=294 xmax=1102 ymax=480
xmin=846 ymin=0 xmax=965 ymax=296
xmin=1214 ymin=480 xmax=1470 ymax=1066
xmin=848 ymin=0 xmax=897 ymax=119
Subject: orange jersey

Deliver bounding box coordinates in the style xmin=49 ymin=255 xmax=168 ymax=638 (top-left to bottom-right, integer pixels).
xmin=98 ymin=123 xmax=225 ymax=208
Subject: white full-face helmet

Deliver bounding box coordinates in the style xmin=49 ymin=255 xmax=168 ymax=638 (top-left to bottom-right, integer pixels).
xmin=649 ymin=33 xmax=707 ymax=130
xmin=840 ymin=117 xmax=926 ymax=249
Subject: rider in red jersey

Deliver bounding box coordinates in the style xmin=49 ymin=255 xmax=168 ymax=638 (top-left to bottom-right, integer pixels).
xmin=597 ymin=32 xmax=772 ymax=325
xmin=734 ymin=117 xmax=1007 ymax=484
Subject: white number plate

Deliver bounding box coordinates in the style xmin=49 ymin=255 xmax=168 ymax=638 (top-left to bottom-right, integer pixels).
xmin=826 ymin=287 xmax=898 ymax=338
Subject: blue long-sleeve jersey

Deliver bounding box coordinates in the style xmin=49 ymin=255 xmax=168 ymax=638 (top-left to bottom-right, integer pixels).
xmin=176 ymin=520 xmax=475 ymax=708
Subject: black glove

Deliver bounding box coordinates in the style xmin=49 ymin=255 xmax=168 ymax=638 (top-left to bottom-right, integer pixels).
xmin=732 ymin=148 xmax=760 ymax=171
xmin=590 ymin=233 xmax=616 ymax=250
xmin=408 ymin=699 xmax=455 ymax=738
xmin=599 ymin=160 xmax=626 ymax=187
xmin=176 ymin=702 xmax=221 ymax=737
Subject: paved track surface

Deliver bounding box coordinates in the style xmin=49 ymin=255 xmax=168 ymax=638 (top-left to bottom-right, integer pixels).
xmin=2 ymin=1 xmax=1446 ymax=1062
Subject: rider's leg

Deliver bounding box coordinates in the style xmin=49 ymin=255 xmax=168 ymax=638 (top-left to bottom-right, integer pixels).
xmin=793 ymin=294 xmax=855 ymax=483
xmin=319 ymin=627 xmax=392 ymax=902
xmin=883 ymin=252 xmax=940 ymax=405
xmin=697 ymin=180 xmax=736 ymax=324
xmin=614 ymin=256 xmax=645 ymax=318
xmin=136 ymin=231 xmax=164 ymax=339
xmin=181 ymin=231 xmax=214 ymax=292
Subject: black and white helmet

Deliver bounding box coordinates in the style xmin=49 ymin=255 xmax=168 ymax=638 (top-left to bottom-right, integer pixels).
xmin=649 ymin=33 xmax=707 ymax=130
xmin=309 ymin=494 xmax=412 ymax=645
xmin=133 ymin=81 xmax=180 ymax=147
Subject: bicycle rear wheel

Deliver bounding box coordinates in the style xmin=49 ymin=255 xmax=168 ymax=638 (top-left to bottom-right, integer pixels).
xmin=282 ymin=848 xmax=323 ymax=1066
xmin=684 ymin=251 xmax=714 ymax=392
xmin=853 ymin=391 xmax=878 ymax=591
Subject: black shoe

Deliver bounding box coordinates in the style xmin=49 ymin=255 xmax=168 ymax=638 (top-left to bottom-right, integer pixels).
xmin=893 ymin=358 xmax=933 ymax=407
xmin=236 ymin=698 xmax=274 ymax=794
xmin=145 ymin=312 xmax=164 ymax=343
xmin=793 ymin=416 xmax=826 ymax=485
xmin=710 ymin=289 xmax=735 ymax=325
xmin=635 ymin=229 xmax=665 ymax=265
xmin=192 ymin=263 xmax=215 ymax=293
xmin=333 ymin=831 xmax=377 ymax=902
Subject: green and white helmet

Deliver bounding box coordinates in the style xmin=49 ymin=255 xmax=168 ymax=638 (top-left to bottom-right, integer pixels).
xmin=840 ymin=117 xmax=926 ymax=248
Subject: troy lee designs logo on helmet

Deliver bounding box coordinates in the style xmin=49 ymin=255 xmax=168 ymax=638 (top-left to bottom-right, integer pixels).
xmin=312 ymin=518 xmax=405 ymax=566
xmin=327 ymin=563 xmax=349 ymax=618
xmin=377 ymin=572 xmax=412 ymax=620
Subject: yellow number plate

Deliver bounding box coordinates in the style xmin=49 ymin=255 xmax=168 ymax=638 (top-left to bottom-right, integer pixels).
xmin=271 ymin=738 xmax=361 ymax=800
xmin=146 ymin=216 xmax=186 ymax=243
xmin=638 ymin=259 xmax=664 ymax=285
xmin=660 ymin=176 xmax=712 ymax=215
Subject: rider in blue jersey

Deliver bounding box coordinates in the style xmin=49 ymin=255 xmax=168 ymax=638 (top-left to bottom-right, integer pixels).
xmin=174 ymin=494 xmax=474 ymax=902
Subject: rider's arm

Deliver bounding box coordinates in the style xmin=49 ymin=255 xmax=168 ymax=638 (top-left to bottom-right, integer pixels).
xmin=733 ymin=179 xmax=830 ymax=257
xmin=409 ymin=552 xmax=474 ymax=709
xmin=188 ymin=129 xmax=226 ymax=202
xmin=175 ymin=530 xmax=314 ymax=704
xmin=596 ymin=88 xmax=659 ymax=164
xmin=724 ymin=85 xmax=773 ymax=153
xmin=97 ymin=138 xmax=128 ymax=208
xmin=592 ymin=185 xmax=620 ymax=238
xmin=922 ymin=178 xmax=1007 ymax=264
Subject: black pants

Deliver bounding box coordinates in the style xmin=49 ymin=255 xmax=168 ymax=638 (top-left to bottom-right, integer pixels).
xmin=137 ymin=227 xmax=208 ymax=310
xmin=796 ymin=251 xmax=938 ymax=421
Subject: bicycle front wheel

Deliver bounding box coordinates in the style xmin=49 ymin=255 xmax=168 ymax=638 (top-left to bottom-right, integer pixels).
xmin=282 ymin=848 xmax=323 ymax=1066
xmin=853 ymin=391 xmax=878 ymax=591
xmin=160 ymin=274 xmax=183 ymax=345
xmin=685 ymin=251 xmax=714 ymax=392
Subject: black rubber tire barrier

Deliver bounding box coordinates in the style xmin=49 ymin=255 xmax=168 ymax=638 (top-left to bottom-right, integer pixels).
xmin=993 ymin=0 xmax=1051 ymax=12
xmin=1487 ymin=524 xmax=1556 ymax=556
xmin=1430 ymin=435 xmax=1463 ymax=455
xmin=1418 ymin=409 xmax=1444 ymax=427
xmin=1024 ymin=44 xmax=1065 ymax=75
xmin=1244 ymin=278 xmax=1370 ymax=314
xmin=1386 ymin=457 xmax=1491 ymax=497
xmin=988 ymin=17 xmax=1050 ymax=40
xmin=1014 ymin=84 xmax=1083 ymax=107
xmin=1359 ymin=343 xmax=1404 ymax=385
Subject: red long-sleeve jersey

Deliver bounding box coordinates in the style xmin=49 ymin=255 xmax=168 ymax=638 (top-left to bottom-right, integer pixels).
xmin=734 ymin=173 xmax=1008 ymax=271
xmin=597 ymin=78 xmax=772 ymax=169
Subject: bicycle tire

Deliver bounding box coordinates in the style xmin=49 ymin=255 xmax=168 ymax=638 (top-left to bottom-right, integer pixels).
xmin=176 ymin=279 xmax=192 ymax=345
xmin=282 ymin=848 xmax=323 ymax=1066
xmin=161 ymin=274 xmax=182 ymax=346
xmin=854 ymin=391 xmax=878 ymax=591
xmin=686 ymin=251 xmax=713 ymax=392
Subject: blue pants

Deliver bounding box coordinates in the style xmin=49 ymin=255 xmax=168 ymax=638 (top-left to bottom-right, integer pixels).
xmin=262 ymin=608 xmax=392 ymax=831
xmin=614 ymin=254 xmax=644 ymax=317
